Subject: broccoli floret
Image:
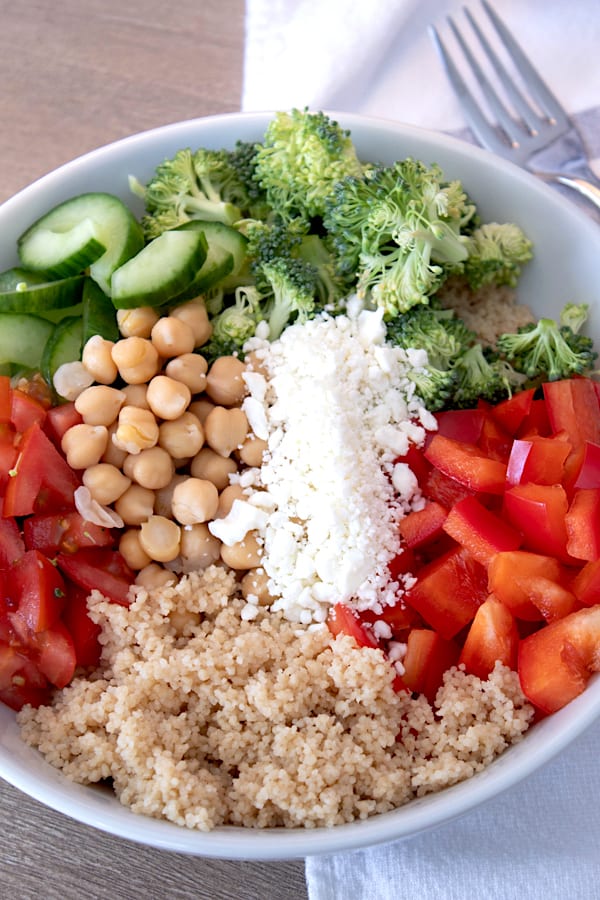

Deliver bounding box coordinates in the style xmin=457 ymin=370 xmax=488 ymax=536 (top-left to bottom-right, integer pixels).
xmin=452 ymin=344 xmax=526 ymax=408
xmin=560 ymin=302 xmax=589 ymax=334
xmin=324 ymin=159 xmax=476 ymax=316
xmin=130 ymin=147 xmax=248 ymax=239
xmin=261 ymin=257 xmax=317 ymax=340
xmin=296 ymin=233 xmax=350 ymax=308
xmin=408 ymin=364 xmax=458 ymax=412
xmin=202 ymin=285 xmax=264 ymax=362
xmin=463 ymin=222 xmax=533 ymax=290
xmin=496 ymin=305 xmax=597 ymax=382
xmin=385 ymin=304 xmax=475 ymax=370
xmin=227 ymin=140 xmax=272 ymax=220
xmin=254 ymin=108 xmax=363 ymax=224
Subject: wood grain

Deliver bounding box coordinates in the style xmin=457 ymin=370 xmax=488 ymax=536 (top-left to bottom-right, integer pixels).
xmin=0 ymin=1 xmax=308 ymax=895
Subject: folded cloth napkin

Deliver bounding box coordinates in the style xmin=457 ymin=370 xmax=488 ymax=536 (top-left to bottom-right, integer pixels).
xmin=242 ymin=2 xmax=600 ymax=898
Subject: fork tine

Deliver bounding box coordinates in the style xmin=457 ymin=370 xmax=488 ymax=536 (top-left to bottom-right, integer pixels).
xmin=428 ymin=24 xmax=507 ymax=155
xmin=480 ymin=0 xmax=570 ymax=128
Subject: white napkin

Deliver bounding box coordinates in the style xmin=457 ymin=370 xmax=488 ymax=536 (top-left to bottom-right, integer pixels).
xmin=241 ymin=2 xmax=600 ymax=897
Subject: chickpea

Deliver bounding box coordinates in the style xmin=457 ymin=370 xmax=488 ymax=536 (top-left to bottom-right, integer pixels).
xmin=151 ymin=316 xmax=196 ymax=358
xmin=112 ymin=406 xmax=159 ymax=454
xmin=119 ymin=529 xmax=152 ymax=570
xmin=244 ymin=350 xmax=269 ymax=378
xmin=81 ymin=335 xmax=118 ymax=385
xmin=146 ymin=375 xmax=191 ymax=421
xmin=121 ymin=383 xmax=150 ymax=409
xmin=180 ymin=523 xmax=221 ymax=571
xmin=240 ymin=567 xmax=273 ymax=605
xmin=216 ymin=483 xmax=246 ymax=518
xmin=114 ymin=484 xmax=156 ymax=526
xmin=238 ymin=435 xmax=268 ymax=467
xmin=139 ymin=515 xmax=181 ymax=562
xmin=154 ymin=474 xmax=188 ymax=518
xmin=116 ymin=306 xmax=160 ymax=339
xmin=165 ymin=353 xmax=208 ymax=393
xmin=220 ymin=532 xmax=263 ymax=570
xmin=102 ymin=422 xmax=128 ymax=467
xmin=53 ymin=361 xmax=94 ymax=401
xmin=187 ymin=397 xmax=215 ymax=424
xmin=135 ymin=562 xmax=178 ymax=590
xmin=190 ymin=447 xmax=238 ymax=491
xmin=158 ymin=412 xmax=204 ymax=459
xmin=74 ymin=385 xmax=126 ymax=427
xmin=127 ymin=446 xmax=174 ymax=490
xmin=170 ymin=300 xmax=212 ymax=347
xmin=111 ymin=337 xmax=160 ymax=384
xmin=61 ymin=424 xmax=108 ymax=469
xmin=82 ymin=463 xmax=131 ymax=506
xmin=204 ymin=406 xmax=248 ymax=458
xmin=205 ymin=356 xmax=247 ymax=406
xmin=171 ymin=477 xmax=219 ymax=525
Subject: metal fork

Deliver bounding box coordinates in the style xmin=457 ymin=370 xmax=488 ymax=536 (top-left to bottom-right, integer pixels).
xmin=429 ymin=1 xmax=600 ymax=214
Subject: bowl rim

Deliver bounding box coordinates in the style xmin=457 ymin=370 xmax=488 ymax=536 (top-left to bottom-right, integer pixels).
xmin=1 ymin=110 xmax=600 ymax=860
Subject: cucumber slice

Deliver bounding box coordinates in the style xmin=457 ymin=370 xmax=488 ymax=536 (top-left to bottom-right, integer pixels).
xmin=0 ymin=314 xmax=54 ymax=369
xmin=41 ymin=316 xmax=84 ymax=387
xmin=0 ymin=269 xmax=84 ymax=314
xmin=0 ymin=267 xmax=53 ymax=290
xmin=169 ymin=220 xmax=248 ymax=303
xmin=177 ymin=220 xmax=248 ymax=277
xmin=81 ymin=277 xmax=119 ymax=343
xmin=111 ymin=229 xmax=208 ymax=309
xmin=17 ymin=193 xmax=145 ymax=294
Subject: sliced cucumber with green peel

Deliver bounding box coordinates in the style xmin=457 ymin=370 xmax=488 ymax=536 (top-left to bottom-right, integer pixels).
xmin=41 ymin=316 xmax=84 ymax=387
xmin=0 ymin=268 xmax=84 ymax=314
xmin=169 ymin=220 xmax=248 ymax=303
xmin=81 ymin=277 xmax=119 ymax=343
xmin=17 ymin=192 xmax=145 ymax=294
xmin=111 ymin=229 xmax=208 ymax=309
xmin=0 ymin=314 xmax=54 ymax=370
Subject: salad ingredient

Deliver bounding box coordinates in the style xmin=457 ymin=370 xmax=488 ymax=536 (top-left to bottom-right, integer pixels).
xmin=0 ymin=313 xmax=54 ymax=371
xmin=462 ymin=222 xmax=537 ymax=291
xmin=41 ymin=316 xmax=83 ymax=387
xmin=0 ymin=270 xmax=84 ymax=315
xmin=17 ymin=566 xmax=533 ymax=831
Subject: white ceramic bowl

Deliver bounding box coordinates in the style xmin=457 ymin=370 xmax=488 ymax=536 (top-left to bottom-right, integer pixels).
xmin=1 ymin=112 xmax=600 ymax=860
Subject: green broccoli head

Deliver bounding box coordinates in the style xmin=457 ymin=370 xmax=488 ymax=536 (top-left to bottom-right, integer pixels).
xmin=254 ymin=108 xmax=364 ymax=224
xmin=202 ymin=285 xmax=264 ymax=362
xmin=324 ymin=159 xmax=476 ymax=316
xmin=451 ymin=343 xmax=526 ymax=408
xmin=407 ymin=363 xmax=458 ymax=412
xmin=496 ymin=305 xmax=597 ymax=382
xmin=262 ymin=256 xmax=317 ymax=340
xmin=463 ymin=222 xmax=533 ymax=290
xmin=385 ymin=304 xmax=475 ymax=370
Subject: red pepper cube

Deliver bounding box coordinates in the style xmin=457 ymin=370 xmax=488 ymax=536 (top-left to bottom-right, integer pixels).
xmin=488 ymin=550 xmax=562 ymax=620
xmin=401 ymin=628 xmax=460 ymax=703
xmin=459 ymin=597 xmax=519 ymax=679
xmin=432 ymin=407 xmax=486 ymax=445
xmin=503 ymin=482 xmax=573 ymax=564
xmin=565 ymin=489 xmax=600 ymax=562
xmin=399 ymin=501 xmax=448 ymax=549
xmin=516 ymin=398 xmax=552 ymax=439
xmin=543 ymin=378 xmax=600 ymax=448
xmin=573 ymin=558 xmax=600 ymax=607
xmin=443 ymin=495 xmax=522 ymax=567
xmin=424 ymin=433 xmax=507 ymax=495
xmin=404 ymin=546 xmax=487 ymax=639
xmin=573 ymin=441 xmax=600 ymax=489
xmin=506 ymin=435 xmax=572 ymax=487
xmin=327 ymin=602 xmax=379 ymax=649
xmin=491 ymin=388 xmax=536 ymax=436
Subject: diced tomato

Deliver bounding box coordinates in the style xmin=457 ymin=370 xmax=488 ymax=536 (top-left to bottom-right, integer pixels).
xmin=23 ymin=511 xmax=114 ymax=555
xmin=9 ymin=549 xmax=66 ymax=633
xmin=506 ymin=436 xmax=572 ymax=486
xmin=0 ymin=645 xmax=49 ymax=711
xmin=442 ymin=495 xmax=521 ymax=566
xmin=433 ymin=408 xmax=485 ymax=445
xmin=401 ymin=628 xmax=460 ymax=703
xmin=491 ymin=388 xmax=536 ymax=436
xmin=565 ymin=489 xmax=600 ymax=561
xmin=327 ymin=603 xmax=379 ymax=649
xmin=43 ymin=402 xmax=83 ymax=447
xmin=10 ymin=389 xmax=47 ymax=432
xmin=399 ymin=501 xmax=448 ymax=549
xmin=424 ymin=434 xmax=507 ymax=494
xmin=503 ymin=483 xmax=574 ymax=564
xmin=404 ymin=546 xmax=487 ymax=639
xmin=543 ymin=378 xmax=600 ymax=448
xmin=2 ymin=422 xmax=80 ymax=517
xmin=34 ymin=621 xmax=77 ymax=689
xmin=61 ymin=583 xmax=101 ymax=668
xmin=488 ymin=551 xmax=562 ymax=620
xmin=0 ymin=377 xmax=11 ymax=425
xmin=459 ymin=597 xmax=519 ymax=680
xmin=56 ymin=548 xmax=136 ymax=606
xmin=518 ymin=604 xmax=600 ymax=713
xmin=0 ymin=518 xmax=25 ymax=568
xmin=0 ymin=431 xmax=18 ymax=492
xmin=573 ymin=558 xmax=600 ymax=607
xmin=516 ymin=398 xmax=551 ymax=438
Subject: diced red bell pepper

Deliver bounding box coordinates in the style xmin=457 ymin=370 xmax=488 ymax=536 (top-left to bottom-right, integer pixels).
xmin=10 ymin=389 xmax=47 ymax=433
xmin=34 ymin=621 xmax=77 ymax=689
xmin=56 ymin=548 xmax=136 ymax=606
xmin=399 ymin=501 xmax=448 ymax=549
xmin=9 ymin=549 xmax=66 ymax=634
xmin=459 ymin=597 xmax=519 ymax=680
xmin=506 ymin=436 xmax=572 ymax=486
xmin=488 ymin=550 xmax=562 ymax=620
xmin=401 ymin=628 xmax=460 ymax=703
xmin=43 ymin=402 xmax=83 ymax=448
xmin=573 ymin=558 xmax=600 ymax=607
xmin=518 ymin=604 xmax=600 ymax=713
xmin=23 ymin=511 xmax=114 ymax=556
xmin=394 ymin=444 xmax=431 ymax=487
xmin=421 ymin=465 xmax=477 ymax=508
xmin=573 ymin=442 xmax=600 ymax=489
xmin=327 ymin=603 xmax=379 ymax=649
xmin=503 ymin=483 xmax=574 ymax=564
xmin=442 ymin=495 xmax=522 ymax=566
xmin=516 ymin=398 xmax=551 ymax=438
xmin=433 ymin=408 xmax=486 ymax=445
xmin=477 ymin=410 xmax=513 ymax=463
xmin=2 ymin=422 xmax=80 ymax=517
xmin=424 ymin=434 xmax=507 ymax=494
xmin=491 ymin=388 xmax=536 ymax=436
xmin=61 ymin=583 xmax=102 ymax=668
xmin=404 ymin=546 xmax=487 ymax=639
xmin=522 ymin=576 xmax=579 ymax=623
xmin=0 ymin=518 xmax=25 ymax=568
xmin=543 ymin=378 xmax=600 ymax=448
xmin=388 ymin=546 xmax=419 ymax=581
xmin=360 ymin=600 xmax=421 ymax=639
xmin=565 ymin=489 xmax=600 ymax=562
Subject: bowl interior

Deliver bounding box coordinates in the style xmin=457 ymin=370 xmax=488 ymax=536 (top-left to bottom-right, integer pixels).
xmin=1 ymin=111 xmax=600 ymax=859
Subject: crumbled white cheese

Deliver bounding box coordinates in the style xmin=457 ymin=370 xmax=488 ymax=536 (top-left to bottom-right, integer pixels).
xmin=208 ymin=499 xmax=269 ymax=546
xmin=238 ymin=312 xmax=433 ymax=624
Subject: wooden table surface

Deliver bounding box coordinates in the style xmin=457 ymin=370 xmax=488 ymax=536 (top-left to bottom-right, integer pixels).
xmin=0 ymin=2 xmax=308 ymax=896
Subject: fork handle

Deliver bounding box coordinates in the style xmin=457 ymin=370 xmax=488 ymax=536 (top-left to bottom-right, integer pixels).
xmin=552 ymin=174 xmax=600 ymax=214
